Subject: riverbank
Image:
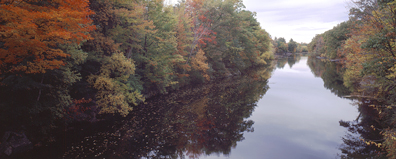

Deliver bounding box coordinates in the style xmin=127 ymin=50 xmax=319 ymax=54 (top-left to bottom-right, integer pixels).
xmin=0 ymin=65 xmax=274 ymax=158
xmin=273 ymin=52 xmax=308 ymax=59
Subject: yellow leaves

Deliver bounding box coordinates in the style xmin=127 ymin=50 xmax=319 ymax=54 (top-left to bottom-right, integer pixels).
xmin=191 ymin=49 xmax=210 ymax=80
xmin=257 ymin=43 xmax=275 ymax=65
xmin=109 ymin=52 xmax=135 ymax=80
xmin=89 ymin=76 xmax=114 ymax=91
xmin=386 ymin=63 xmax=396 ymax=79
xmin=191 ymin=49 xmax=208 ymax=69
xmin=362 ymin=138 xmax=383 ymax=148
xmin=96 ymin=91 xmax=132 ymax=117
xmin=378 ymin=129 xmax=396 ymax=157
xmin=88 ymin=53 xmax=143 ymax=117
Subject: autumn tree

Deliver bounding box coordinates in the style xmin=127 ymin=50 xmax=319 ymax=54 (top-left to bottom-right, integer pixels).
xmin=0 ymin=0 xmax=277 ymax=139
xmin=191 ymin=49 xmax=210 ymax=80
xmin=184 ymin=0 xmax=217 ymax=64
xmin=337 ymin=1 xmax=396 ymax=157
xmin=88 ymin=52 xmax=144 ymax=116
xmin=0 ymin=0 xmax=96 ymax=132
xmin=173 ymin=2 xmax=193 ymax=83
xmin=0 ymin=0 xmax=95 ymax=74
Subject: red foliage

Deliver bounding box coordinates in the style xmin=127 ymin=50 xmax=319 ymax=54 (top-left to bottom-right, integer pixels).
xmin=63 ymin=98 xmax=92 ymax=120
xmin=0 ymin=0 xmax=95 ymax=74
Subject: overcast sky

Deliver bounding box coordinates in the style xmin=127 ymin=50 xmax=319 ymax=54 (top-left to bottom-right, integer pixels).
xmin=243 ymin=0 xmax=350 ymax=43
xmin=167 ymin=0 xmax=350 ymax=43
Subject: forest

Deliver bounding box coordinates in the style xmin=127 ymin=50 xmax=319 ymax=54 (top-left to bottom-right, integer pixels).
xmin=308 ymin=0 xmax=396 ymax=157
xmin=0 ymin=0 xmax=289 ymax=157
xmin=0 ymin=0 xmax=275 ymax=127
xmin=7 ymin=0 xmax=394 ymax=158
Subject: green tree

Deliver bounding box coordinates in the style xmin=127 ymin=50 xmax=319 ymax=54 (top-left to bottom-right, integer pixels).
xmin=323 ymin=21 xmax=351 ymax=59
xmin=308 ymin=34 xmax=325 ymax=56
xmin=288 ymin=38 xmax=297 ymax=53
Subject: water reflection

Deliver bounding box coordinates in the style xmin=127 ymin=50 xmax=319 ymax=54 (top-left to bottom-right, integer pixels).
xmin=60 ymin=66 xmax=273 ymax=159
xmin=215 ymin=56 xmax=358 ymax=159
xmin=306 ymin=57 xmax=388 ymax=158
xmin=307 ymin=57 xmax=350 ymax=98
xmin=338 ymin=99 xmax=387 ymax=158
xmin=275 ymin=54 xmax=302 ymax=69
xmin=19 ymin=55 xmax=370 ymax=158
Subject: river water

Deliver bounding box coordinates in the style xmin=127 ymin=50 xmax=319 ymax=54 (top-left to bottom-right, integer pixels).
xmin=204 ymin=55 xmax=359 ymax=159
xmin=21 ymin=55 xmax=361 ymax=159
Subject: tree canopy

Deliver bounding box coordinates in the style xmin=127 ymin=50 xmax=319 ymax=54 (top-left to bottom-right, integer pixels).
xmin=0 ymin=0 xmax=275 ymax=138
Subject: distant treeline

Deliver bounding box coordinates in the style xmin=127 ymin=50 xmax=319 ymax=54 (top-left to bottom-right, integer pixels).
xmin=308 ymin=21 xmax=350 ymax=59
xmin=273 ymin=37 xmax=308 ymax=54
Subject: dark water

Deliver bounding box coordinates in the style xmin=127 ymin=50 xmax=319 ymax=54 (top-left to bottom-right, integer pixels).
xmin=19 ymin=55 xmax=363 ymax=159
xmin=29 ymin=64 xmax=273 ymax=159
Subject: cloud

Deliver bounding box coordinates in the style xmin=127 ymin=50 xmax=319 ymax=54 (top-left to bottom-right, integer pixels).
xmin=244 ymin=0 xmax=350 ymax=43
xmin=166 ymin=0 xmax=350 ymax=43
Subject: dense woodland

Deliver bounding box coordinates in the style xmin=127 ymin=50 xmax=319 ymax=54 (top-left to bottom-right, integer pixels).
xmin=0 ymin=0 xmax=277 ymax=133
xmin=0 ymin=0 xmax=283 ymax=157
xmin=6 ymin=0 xmax=396 ymax=158
xmin=308 ymin=0 xmax=396 ymax=157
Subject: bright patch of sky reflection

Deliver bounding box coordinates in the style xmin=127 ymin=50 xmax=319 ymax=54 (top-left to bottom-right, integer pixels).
xmin=202 ymin=56 xmax=359 ymax=159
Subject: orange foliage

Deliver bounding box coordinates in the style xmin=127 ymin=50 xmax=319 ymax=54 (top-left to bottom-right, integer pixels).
xmin=73 ymin=98 xmax=93 ymax=105
xmin=0 ymin=0 xmax=95 ymax=74
xmin=63 ymin=98 xmax=92 ymax=120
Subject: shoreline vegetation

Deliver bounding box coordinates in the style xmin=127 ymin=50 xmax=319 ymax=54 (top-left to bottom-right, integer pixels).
xmin=308 ymin=0 xmax=396 ymax=158
xmin=0 ymin=0 xmax=301 ymax=157
xmin=15 ymin=66 xmax=273 ymax=158
xmin=3 ymin=0 xmax=396 ymax=158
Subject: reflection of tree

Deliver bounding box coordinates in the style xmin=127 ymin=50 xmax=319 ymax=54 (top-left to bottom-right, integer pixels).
xmin=338 ymin=99 xmax=387 ymax=158
xmin=307 ymin=56 xmax=351 ymax=97
xmin=275 ymin=54 xmax=302 ymax=69
xmin=287 ymin=54 xmax=301 ymax=68
xmin=60 ymin=66 xmax=273 ymax=159
xmin=276 ymin=57 xmax=288 ymax=69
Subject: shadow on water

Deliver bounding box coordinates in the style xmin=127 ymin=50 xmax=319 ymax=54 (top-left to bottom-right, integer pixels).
xmin=307 ymin=56 xmax=351 ymax=98
xmin=17 ymin=66 xmax=274 ymax=159
xmin=275 ymin=53 xmax=303 ymax=69
xmin=306 ymin=57 xmax=388 ymax=158
xmin=338 ymin=98 xmax=388 ymax=158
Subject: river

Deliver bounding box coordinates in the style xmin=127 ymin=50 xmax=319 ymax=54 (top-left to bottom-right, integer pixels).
xmin=18 ymin=55 xmax=362 ymax=159
xmin=204 ymin=55 xmax=359 ymax=158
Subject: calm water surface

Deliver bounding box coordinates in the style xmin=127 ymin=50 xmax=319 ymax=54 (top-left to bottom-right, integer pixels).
xmin=28 ymin=55 xmax=360 ymax=159
xmin=205 ymin=56 xmax=359 ymax=159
